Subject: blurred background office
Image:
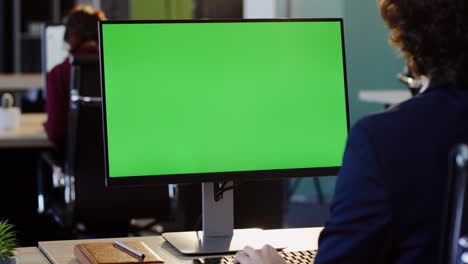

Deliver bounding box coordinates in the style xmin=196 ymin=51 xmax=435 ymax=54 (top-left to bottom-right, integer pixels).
xmin=0 ymin=0 xmax=409 ymax=246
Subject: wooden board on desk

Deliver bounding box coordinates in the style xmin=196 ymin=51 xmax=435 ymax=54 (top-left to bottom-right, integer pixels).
xmin=0 ymin=113 xmax=50 ymax=148
xmin=40 ymin=236 xmax=196 ymax=264
xmin=0 ymin=73 xmax=43 ymax=91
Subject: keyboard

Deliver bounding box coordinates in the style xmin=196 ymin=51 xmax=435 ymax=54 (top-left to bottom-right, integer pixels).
xmin=193 ymin=249 xmax=318 ymax=264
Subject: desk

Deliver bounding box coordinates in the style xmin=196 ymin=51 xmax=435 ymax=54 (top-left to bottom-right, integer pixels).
xmin=358 ymin=89 xmax=412 ymax=106
xmin=0 ymin=113 xmax=50 ymax=148
xmin=0 ymin=74 xmax=43 ymax=92
xmin=0 ymin=113 xmax=51 ymax=246
xmin=14 ymin=247 xmax=50 ymax=264
xmin=38 ymin=228 xmax=323 ymax=264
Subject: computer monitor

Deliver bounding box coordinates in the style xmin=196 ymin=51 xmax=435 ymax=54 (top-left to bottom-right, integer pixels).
xmin=99 ymin=18 xmax=349 ymax=255
xmin=41 ymin=24 xmax=69 ymax=97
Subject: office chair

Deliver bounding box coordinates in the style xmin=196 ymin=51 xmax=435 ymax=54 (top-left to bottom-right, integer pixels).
xmin=37 ymin=56 xmax=171 ymax=237
xmin=440 ymin=143 xmax=468 ymax=264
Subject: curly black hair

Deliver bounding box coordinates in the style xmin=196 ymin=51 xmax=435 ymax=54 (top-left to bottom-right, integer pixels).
xmin=379 ymin=0 xmax=468 ymax=89
xmin=63 ymin=5 xmax=106 ymax=44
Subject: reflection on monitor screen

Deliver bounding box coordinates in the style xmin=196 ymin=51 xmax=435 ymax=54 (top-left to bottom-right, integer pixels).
xmin=99 ymin=19 xmax=349 ymax=255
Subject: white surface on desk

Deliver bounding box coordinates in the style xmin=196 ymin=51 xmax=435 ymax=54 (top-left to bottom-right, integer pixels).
xmin=358 ymin=89 xmax=412 ymax=105
xmin=0 ymin=113 xmax=49 ymax=148
xmin=38 ymin=227 xmax=323 ymax=264
xmin=0 ymin=74 xmax=43 ymax=91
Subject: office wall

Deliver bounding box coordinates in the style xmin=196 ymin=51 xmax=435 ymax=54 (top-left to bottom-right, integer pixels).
xmin=131 ymin=0 xmax=193 ymax=19
xmin=243 ymin=0 xmax=276 ymax=19
xmin=76 ymin=0 xmax=102 ymax=10
xmin=101 ymin=0 xmax=130 ymax=20
xmin=194 ymin=0 xmax=243 ymax=19
xmin=344 ymin=0 xmax=406 ymax=124
xmin=276 ymin=0 xmax=344 ymax=18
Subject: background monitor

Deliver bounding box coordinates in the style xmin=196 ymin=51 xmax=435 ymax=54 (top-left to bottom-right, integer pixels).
xmin=41 ymin=24 xmax=68 ymax=97
xmin=99 ymin=18 xmax=349 ymax=255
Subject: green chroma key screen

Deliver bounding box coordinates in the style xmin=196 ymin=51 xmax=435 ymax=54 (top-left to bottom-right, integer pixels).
xmin=100 ymin=20 xmax=348 ymax=179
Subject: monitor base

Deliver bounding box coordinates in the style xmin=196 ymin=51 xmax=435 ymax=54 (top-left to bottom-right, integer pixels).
xmin=162 ymin=228 xmax=286 ymax=255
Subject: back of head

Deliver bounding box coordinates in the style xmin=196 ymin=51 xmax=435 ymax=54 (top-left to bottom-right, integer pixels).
xmin=63 ymin=5 xmax=106 ymax=50
xmin=379 ymin=0 xmax=468 ymax=89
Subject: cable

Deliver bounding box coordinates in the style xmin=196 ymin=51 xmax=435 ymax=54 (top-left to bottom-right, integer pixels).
xmin=214 ymin=182 xmax=242 ymax=202
xmin=193 ymin=182 xmax=242 ymax=230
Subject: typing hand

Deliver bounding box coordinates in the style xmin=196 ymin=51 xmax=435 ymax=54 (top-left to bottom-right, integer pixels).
xmin=234 ymin=245 xmax=287 ymax=264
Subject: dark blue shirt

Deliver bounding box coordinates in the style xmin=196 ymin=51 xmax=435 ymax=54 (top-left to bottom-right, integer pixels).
xmin=315 ymin=85 xmax=468 ymax=264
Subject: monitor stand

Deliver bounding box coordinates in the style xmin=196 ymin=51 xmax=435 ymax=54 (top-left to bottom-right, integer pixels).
xmin=162 ymin=182 xmax=285 ymax=255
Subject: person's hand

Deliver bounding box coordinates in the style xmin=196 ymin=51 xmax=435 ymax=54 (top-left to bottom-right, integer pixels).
xmin=234 ymin=245 xmax=287 ymax=264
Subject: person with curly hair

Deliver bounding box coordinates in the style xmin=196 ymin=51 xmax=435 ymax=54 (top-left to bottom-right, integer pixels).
xmin=45 ymin=5 xmax=106 ymax=161
xmin=234 ymin=0 xmax=468 ymax=263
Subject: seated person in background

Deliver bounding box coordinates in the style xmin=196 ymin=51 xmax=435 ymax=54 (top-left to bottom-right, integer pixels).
xmin=45 ymin=5 xmax=106 ymax=160
xmin=235 ymin=0 xmax=468 ymax=263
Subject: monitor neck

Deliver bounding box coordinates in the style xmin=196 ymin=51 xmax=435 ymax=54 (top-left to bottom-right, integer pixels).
xmin=202 ymin=182 xmax=234 ymax=237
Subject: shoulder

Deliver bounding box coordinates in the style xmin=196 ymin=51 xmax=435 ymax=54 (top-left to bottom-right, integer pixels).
xmin=48 ymin=57 xmax=71 ymax=77
xmin=354 ymin=87 xmax=468 ymax=137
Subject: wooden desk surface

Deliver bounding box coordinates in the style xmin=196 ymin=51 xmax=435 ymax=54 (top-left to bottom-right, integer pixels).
xmin=0 ymin=73 xmax=43 ymax=91
xmin=358 ymin=89 xmax=412 ymax=105
xmin=38 ymin=228 xmax=323 ymax=264
xmin=14 ymin=247 xmax=50 ymax=264
xmin=0 ymin=113 xmax=50 ymax=148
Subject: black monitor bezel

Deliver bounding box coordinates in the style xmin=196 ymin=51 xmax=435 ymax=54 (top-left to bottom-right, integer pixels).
xmin=98 ymin=18 xmax=350 ymax=187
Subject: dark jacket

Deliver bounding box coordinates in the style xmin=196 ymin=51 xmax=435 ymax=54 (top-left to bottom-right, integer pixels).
xmin=315 ymin=85 xmax=468 ymax=264
xmin=45 ymin=44 xmax=99 ymax=158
